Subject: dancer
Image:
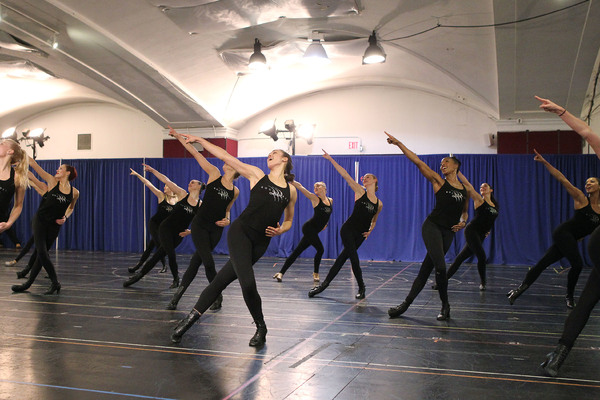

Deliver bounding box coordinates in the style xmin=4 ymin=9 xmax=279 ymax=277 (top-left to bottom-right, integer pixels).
xmin=123 ymin=164 xmax=204 ymax=289
xmin=530 ymin=97 xmax=600 ymax=376
xmin=0 ymin=139 xmax=28 ymax=250
xmin=170 ymin=135 xmax=296 ymax=347
xmin=446 ymin=181 xmax=499 ymax=291
xmin=273 ymin=180 xmax=332 ymax=283
xmin=507 ymin=149 xmax=599 ymax=308
xmin=128 ymin=168 xmax=177 ymax=274
xmin=308 ymin=151 xmax=381 ymax=299
xmin=386 ymin=132 xmax=468 ymax=320
xmin=12 ymin=158 xmax=79 ymax=295
xmin=166 ymin=129 xmax=239 ymax=310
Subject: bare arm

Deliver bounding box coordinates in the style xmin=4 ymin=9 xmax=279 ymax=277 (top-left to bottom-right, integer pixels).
xmin=451 ymin=199 xmax=469 ymax=233
xmin=363 ymin=201 xmax=383 ymax=239
xmin=457 ymin=171 xmax=482 ymax=207
xmin=130 ymin=168 xmax=165 ymax=201
xmin=56 ymin=188 xmax=79 ymax=225
xmin=142 ymin=164 xmax=187 ymax=199
xmin=0 ymin=186 xmax=25 ymax=233
xmin=28 ymin=156 xmax=57 ymax=187
xmin=170 ymin=128 xmax=221 ymax=183
xmin=291 ymin=181 xmax=319 ymax=206
xmin=180 ymin=133 xmax=264 ymax=186
xmin=265 ymin=186 xmax=297 ymax=237
xmin=385 ymin=132 xmax=444 ymax=189
xmin=534 ymin=149 xmax=587 ymax=207
xmin=28 ymin=171 xmax=48 ymax=196
xmin=322 ymin=150 xmax=364 ymax=196
xmin=215 ymin=186 xmax=240 ymax=227
xmin=535 ymin=96 xmax=600 ymax=158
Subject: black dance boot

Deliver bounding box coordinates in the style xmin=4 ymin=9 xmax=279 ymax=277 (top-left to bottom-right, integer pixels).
xmin=209 ymin=293 xmax=223 ymax=310
xmin=541 ymin=343 xmax=570 ymax=377
xmin=437 ymin=303 xmax=450 ymax=321
xmin=507 ymin=283 xmax=528 ymax=305
xmin=355 ymin=285 xmax=366 ymax=300
xmin=16 ymin=270 xmax=28 ymax=279
xmin=388 ymin=301 xmax=410 ymax=318
xmin=128 ymin=264 xmax=141 ymax=274
xmin=11 ymin=281 xmax=32 ymax=292
xmin=248 ymin=321 xmax=267 ymax=347
xmin=565 ymin=295 xmax=575 ymax=309
xmin=123 ymin=272 xmax=143 ymax=287
xmin=170 ymin=309 xmax=200 ymax=343
xmin=44 ymin=282 xmax=61 ymax=295
xmin=166 ymin=285 xmax=186 ymax=310
xmin=308 ymin=281 xmax=329 ymax=298
xmin=169 ymin=276 xmax=180 ymax=289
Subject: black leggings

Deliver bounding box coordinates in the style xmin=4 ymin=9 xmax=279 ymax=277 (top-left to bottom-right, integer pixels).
xmin=447 ymin=224 xmax=488 ymax=284
xmin=559 ymin=226 xmax=600 ymax=348
xmin=134 ymin=220 xmax=163 ymax=268
xmin=24 ymin=216 xmax=61 ymax=286
xmin=137 ymin=225 xmax=183 ymax=280
xmin=193 ymin=220 xmax=270 ymax=324
xmin=323 ymin=223 xmax=365 ymax=287
xmin=15 ymin=236 xmax=34 ymax=262
xmin=180 ymin=220 xmax=223 ymax=289
xmin=522 ymin=223 xmax=585 ymax=298
xmin=279 ymin=224 xmax=324 ymax=275
xmin=405 ymin=219 xmax=455 ymax=305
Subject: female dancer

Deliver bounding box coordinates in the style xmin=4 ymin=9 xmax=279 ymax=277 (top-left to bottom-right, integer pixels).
xmin=12 ymin=158 xmax=79 ymax=295
xmin=0 ymin=139 xmax=28 ymax=248
xmin=128 ymin=168 xmax=177 ymax=274
xmin=534 ymin=96 xmax=600 ymax=376
xmin=166 ymin=129 xmax=239 ymax=310
xmin=170 ymin=135 xmax=296 ymax=347
xmin=273 ymin=180 xmax=332 ymax=283
xmin=507 ymin=149 xmax=599 ymax=308
xmin=386 ymin=132 xmax=468 ymax=320
xmin=123 ymin=164 xmax=204 ymax=289
xmin=446 ymin=181 xmax=499 ymax=291
xmin=308 ymin=151 xmax=381 ymax=299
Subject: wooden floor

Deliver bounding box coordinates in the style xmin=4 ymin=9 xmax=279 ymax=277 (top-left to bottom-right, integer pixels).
xmin=0 ymin=249 xmax=599 ymax=399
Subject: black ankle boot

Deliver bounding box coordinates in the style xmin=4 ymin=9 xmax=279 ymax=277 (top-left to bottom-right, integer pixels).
xmin=388 ymin=301 xmax=410 ymax=318
xmin=123 ymin=272 xmax=143 ymax=287
xmin=166 ymin=285 xmax=186 ymax=310
xmin=249 ymin=321 xmax=267 ymax=347
xmin=541 ymin=343 xmax=570 ymax=377
xmin=355 ymin=286 xmax=366 ymax=299
xmin=565 ymin=295 xmax=575 ymax=309
xmin=128 ymin=264 xmax=141 ymax=274
xmin=437 ymin=303 xmax=450 ymax=321
xmin=171 ymin=310 xmax=200 ymax=343
xmin=44 ymin=282 xmax=61 ymax=295
xmin=169 ymin=276 xmax=180 ymax=289
xmin=159 ymin=265 xmax=168 ymax=273
xmin=11 ymin=282 xmax=31 ymax=292
xmin=209 ymin=293 xmax=223 ymax=310
xmin=507 ymin=283 xmax=528 ymax=305
xmin=308 ymin=281 xmax=329 ymax=298
xmin=16 ymin=270 xmax=28 ymax=279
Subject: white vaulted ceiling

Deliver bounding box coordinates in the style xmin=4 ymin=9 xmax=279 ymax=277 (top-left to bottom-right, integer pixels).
xmin=0 ymin=0 xmax=598 ymax=131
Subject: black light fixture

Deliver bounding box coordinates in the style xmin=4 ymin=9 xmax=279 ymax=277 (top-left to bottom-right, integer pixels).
xmin=258 ymin=119 xmax=315 ymax=155
xmin=248 ymin=38 xmax=267 ymax=70
xmin=362 ymin=31 xmax=386 ymax=65
xmin=21 ymin=128 xmax=50 ymax=159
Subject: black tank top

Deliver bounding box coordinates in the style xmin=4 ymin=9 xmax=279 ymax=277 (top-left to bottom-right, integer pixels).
xmin=0 ymin=168 xmax=15 ymax=218
xmin=469 ymin=201 xmax=499 ymax=233
xmin=305 ymin=197 xmax=332 ymax=232
xmin=238 ymin=175 xmax=290 ymax=232
xmin=345 ymin=191 xmax=379 ymax=233
xmin=563 ymin=199 xmax=600 ymax=240
xmin=196 ymin=177 xmax=235 ymax=224
xmin=36 ymin=183 xmax=74 ymax=223
xmin=161 ymin=194 xmax=200 ymax=232
xmin=427 ymin=180 xmax=467 ymax=229
xmin=150 ymin=199 xmax=174 ymax=225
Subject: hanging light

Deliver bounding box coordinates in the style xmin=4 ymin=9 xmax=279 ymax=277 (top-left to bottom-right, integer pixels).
xmin=362 ymin=31 xmax=386 ymax=65
xmin=303 ymin=39 xmax=330 ymax=66
xmin=258 ymin=120 xmax=278 ymax=141
xmin=248 ymin=38 xmax=267 ymax=70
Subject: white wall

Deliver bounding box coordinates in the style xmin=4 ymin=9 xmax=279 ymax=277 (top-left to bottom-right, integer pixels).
xmin=16 ymin=103 xmax=164 ymax=160
xmin=236 ymin=86 xmax=501 ymax=157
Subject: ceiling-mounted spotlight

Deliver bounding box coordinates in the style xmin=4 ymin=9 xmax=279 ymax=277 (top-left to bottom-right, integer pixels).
xmin=362 ymin=31 xmax=386 ymax=65
xmin=1 ymin=127 xmax=17 ymax=141
xmin=259 ymin=120 xmax=278 ymax=141
xmin=248 ymin=38 xmax=267 ymax=70
xmin=303 ymin=31 xmax=330 ymax=66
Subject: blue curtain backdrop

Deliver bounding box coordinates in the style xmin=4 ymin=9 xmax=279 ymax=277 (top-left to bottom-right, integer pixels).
xmin=7 ymin=154 xmax=599 ymax=268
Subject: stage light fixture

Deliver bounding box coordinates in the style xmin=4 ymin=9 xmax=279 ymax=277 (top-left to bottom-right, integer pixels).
xmin=362 ymin=31 xmax=386 ymax=65
xmin=248 ymin=38 xmax=267 ymax=70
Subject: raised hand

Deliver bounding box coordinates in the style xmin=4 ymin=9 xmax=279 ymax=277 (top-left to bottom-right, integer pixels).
xmin=533 ymin=149 xmax=546 ymax=163
xmin=534 ymin=96 xmax=564 ymax=115
xmin=384 ymin=131 xmax=400 ymax=146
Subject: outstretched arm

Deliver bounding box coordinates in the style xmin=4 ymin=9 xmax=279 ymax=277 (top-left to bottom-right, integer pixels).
xmin=457 ymin=171 xmax=482 ymax=207
xmin=322 ymin=150 xmax=364 ymax=197
xmin=385 ymin=132 xmax=444 ymax=189
xmin=291 ymin=181 xmax=319 ymax=206
xmin=142 ymin=164 xmax=187 ymax=199
xmin=534 ymin=149 xmax=587 ymax=207
xmin=535 ymin=96 xmax=600 ymax=158
xmin=28 ymin=171 xmax=48 ymax=196
xmin=130 ymin=168 xmax=165 ymax=201
xmin=28 ymin=156 xmax=57 ymax=187
xmin=179 ymin=133 xmax=264 ymax=186
xmin=170 ymin=128 xmax=221 ymax=183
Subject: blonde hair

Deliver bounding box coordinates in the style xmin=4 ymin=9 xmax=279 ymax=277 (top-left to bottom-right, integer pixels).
xmin=6 ymin=140 xmax=29 ymax=188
